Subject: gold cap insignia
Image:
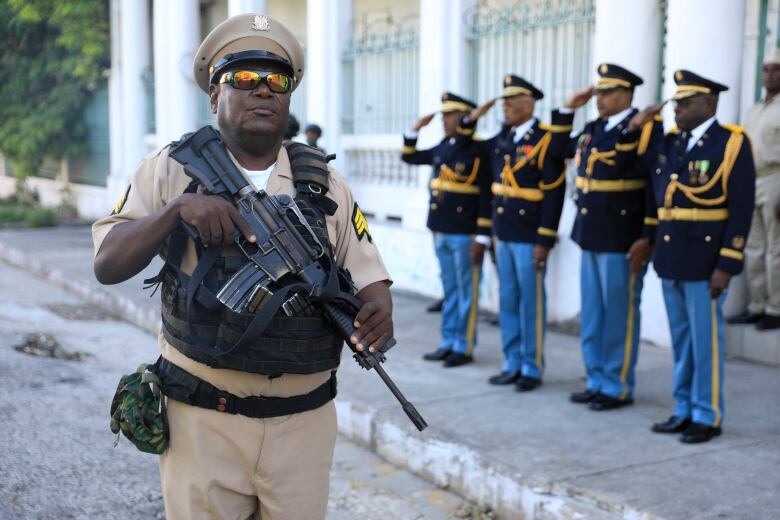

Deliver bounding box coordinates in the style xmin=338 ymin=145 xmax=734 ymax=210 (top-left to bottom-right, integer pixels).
xmin=732 ymin=235 xmax=745 ymax=249
xmin=251 ymin=15 xmax=270 ymax=31
xmin=504 ymin=76 xmax=512 ymax=86
xmin=599 ymin=63 xmax=608 ymax=74
xmin=675 ymin=70 xmax=683 ymax=81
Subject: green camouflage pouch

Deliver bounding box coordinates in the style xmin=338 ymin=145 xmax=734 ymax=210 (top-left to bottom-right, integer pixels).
xmin=110 ymin=358 xmax=169 ymax=454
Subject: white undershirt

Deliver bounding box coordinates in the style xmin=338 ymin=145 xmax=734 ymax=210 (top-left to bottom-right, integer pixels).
xmin=512 ymin=118 xmax=537 ymax=142
xmin=244 ymin=162 xmax=277 ymax=191
xmin=686 ymin=116 xmax=717 ymax=152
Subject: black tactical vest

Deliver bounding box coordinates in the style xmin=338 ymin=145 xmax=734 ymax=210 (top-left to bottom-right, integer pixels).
xmin=155 ymin=142 xmax=345 ymax=375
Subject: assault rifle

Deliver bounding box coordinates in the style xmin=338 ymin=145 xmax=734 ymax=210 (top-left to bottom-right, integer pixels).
xmin=169 ymin=126 xmax=427 ymax=431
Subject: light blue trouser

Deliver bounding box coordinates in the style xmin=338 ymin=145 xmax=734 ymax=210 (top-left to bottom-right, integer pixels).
xmin=661 ymin=279 xmax=726 ymax=427
xmin=496 ymin=241 xmax=546 ymax=378
xmin=434 ymin=233 xmax=480 ymax=354
xmin=580 ymin=251 xmax=645 ymax=400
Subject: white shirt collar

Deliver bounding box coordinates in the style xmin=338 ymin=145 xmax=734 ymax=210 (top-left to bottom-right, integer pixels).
xmin=512 ymin=117 xmax=537 ymax=142
xmin=605 ymin=107 xmax=634 ymax=132
xmin=686 ymin=116 xmax=717 ymax=152
xmin=244 ymin=162 xmax=277 ymax=190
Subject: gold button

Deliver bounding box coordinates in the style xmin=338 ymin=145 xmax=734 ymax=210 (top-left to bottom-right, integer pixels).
xmin=431 ymin=190 xmax=439 ymax=196
xmin=620 ymin=209 xmax=627 ymax=216
xmin=519 ymin=209 xmax=526 ymax=215
xmin=457 ymin=206 xmax=463 ymax=213
xmin=497 ymin=207 xmax=504 ymax=214
xmin=663 ymin=234 xmax=671 ymax=242
xmin=430 ymin=203 xmax=437 ymax=210
xmin=705 ymin=235 xmax=711 ymax=242
xmin=580 ymin=207 xmax=588 ymax=215
xmin=656 ymin=168 xmax=661 ymax=174
xmin=670 ymin=173 xmax=679 ymax=180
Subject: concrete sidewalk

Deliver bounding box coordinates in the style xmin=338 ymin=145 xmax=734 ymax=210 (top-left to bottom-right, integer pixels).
xmin=1 ymin=226 xmax=778 ymax=519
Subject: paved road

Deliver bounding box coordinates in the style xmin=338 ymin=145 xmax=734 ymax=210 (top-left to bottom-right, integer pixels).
xmin=0 ymin=260 xmax=472 ymax=520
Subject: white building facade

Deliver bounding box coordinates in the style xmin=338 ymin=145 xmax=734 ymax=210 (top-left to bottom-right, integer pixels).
xmin=3 ymin=0 xmax=778 ymax=350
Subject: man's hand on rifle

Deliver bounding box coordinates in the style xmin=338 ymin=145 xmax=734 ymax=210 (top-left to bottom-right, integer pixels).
xmin=176 ymin=193 xmax=256 ymax=247
xmin=351 ymin=281 xmax=394 ymax=353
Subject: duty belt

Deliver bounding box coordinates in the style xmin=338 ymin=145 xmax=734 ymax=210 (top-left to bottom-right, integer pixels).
xmin=156 ymin=357 xmax=337 ymax=418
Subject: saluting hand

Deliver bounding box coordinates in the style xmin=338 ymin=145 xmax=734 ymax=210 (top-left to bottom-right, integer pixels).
xmin=176 ymin=193 xmax=256 ymax=247
xmin=626 ymin=238 xmax=653 ymax=274
xmin=709 ymin=269 xmax=732 ymax=299
xmin=628 ymin=101 xmax=667 ymax=132
xmin=413 ymin=113 xmax=436 ymax=132
xmin=468 ymin=97 xmax=498 ymax=122
xmin=564 ymin=86 xmax=594 ymax=109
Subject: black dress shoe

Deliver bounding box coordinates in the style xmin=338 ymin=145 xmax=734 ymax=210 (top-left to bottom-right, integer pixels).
xmin=756 ymin=314 xmax=780 ymax=331
xmin=570 ymin=389 xmax=599 ymax=404
xmin=426 ymin=299 xmax=444 ymax=313
xmin=680 ymin=422 xmax=722 ymax=444
xmin=514 ymin=376 xmax=542 ymax=392
xmin=651 ymin=415 xmax=692 ymax=434
xmin=423 ymin=348 xmax=451 ymax=361
xmin=726 ymin=311 xmax=764 ymax=324
xmin=588 ymin=394 xmax=633 ymax=411
xmin=488 ymin=371 xmax=521 ymax=385
xmin=443 ymin=352 xmax=473 ymax=367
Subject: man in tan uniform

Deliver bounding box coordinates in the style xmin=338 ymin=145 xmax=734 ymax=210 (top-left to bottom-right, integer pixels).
xmin=93 ymin=14 xmax=392 ymax=520
xmin=729 ymin=48 xmax=780 ymax=330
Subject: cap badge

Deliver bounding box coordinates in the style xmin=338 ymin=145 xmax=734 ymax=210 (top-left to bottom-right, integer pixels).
xmin=599 ymin=63 xmax=608 ymax=74
xmin=504 ymin=76 xmax=511 ymax=86
xmin=675 ymin=70 xmax=683 ymax=81
xmin=251 ymin=15 xmax=270 ymax=31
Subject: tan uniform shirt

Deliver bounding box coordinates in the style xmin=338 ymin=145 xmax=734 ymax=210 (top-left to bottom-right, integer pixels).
xmin=93 ymin=145 xmax=391 ymax=398
xmin=743 ymin=94 xmax=780 ymax=177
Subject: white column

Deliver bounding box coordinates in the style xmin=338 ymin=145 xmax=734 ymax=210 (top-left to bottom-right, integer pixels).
xmin=593 ymin=0 xmax=662 ymax=108
xmin=228 ymin=0 xmax=268 ymax=17
xmin=417 ymin=0 xmax=476 ymax=147
xmin=153 ymin=0 xmax=201 ymax=147
xmin=663 ymin=0 xmax=747 ymax=123
xmin=306 ymin=0 xmax=352 ymax=162
xmin=119 ymin=0 xmax=149 ymax=177
xmin=107 ymin=0 xmax=124 ymax=202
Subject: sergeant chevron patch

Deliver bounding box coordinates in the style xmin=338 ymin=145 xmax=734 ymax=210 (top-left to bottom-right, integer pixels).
xmin=352 ymin=203 xmax=372 ymax=242
xmin=111 ymin=185 xmax=131 ymax=215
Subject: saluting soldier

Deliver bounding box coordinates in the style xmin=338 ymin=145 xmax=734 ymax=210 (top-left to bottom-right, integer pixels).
xmin=468 ymin=75 xmax=568 ymax=391
xmin=401 ymin=93 xmax=492 ymax=367
xmin=548 ymin=64 xmax=663 ymax=409
xmin=630 ymin=70 xmax=756 ymax=443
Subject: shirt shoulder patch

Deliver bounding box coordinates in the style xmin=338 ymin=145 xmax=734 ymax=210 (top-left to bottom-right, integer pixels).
xmin=111 ymin=185 xmax=131 ymax=215
xmin=351 ymin=202 xmax=372 ymax=242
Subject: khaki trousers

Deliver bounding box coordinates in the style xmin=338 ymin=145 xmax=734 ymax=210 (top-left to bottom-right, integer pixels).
xmin=746 ymin=172 xmax=780 ymax=316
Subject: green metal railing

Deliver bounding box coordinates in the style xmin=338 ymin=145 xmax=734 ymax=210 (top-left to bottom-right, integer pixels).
xmin=465 ymin=0 xmax=596 ymax=135
xmin=342 ymin=18 xmax=420 ymax=134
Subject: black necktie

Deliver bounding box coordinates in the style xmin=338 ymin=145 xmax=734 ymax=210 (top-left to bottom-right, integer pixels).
xmin=595 ymin=119 xmax=606 ymax=136
xmin=677 ymin=131 xmax=689 ymax=162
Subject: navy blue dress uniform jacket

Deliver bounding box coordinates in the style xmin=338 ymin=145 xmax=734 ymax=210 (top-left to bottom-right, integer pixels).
xmin=642 ymin=122 xmax=756 ymax=281
xmin=401 ymin=118 xmax=492 ymax=236
xmin=483 ymin=120 xmax=568 ymax=248
xmin=549 ymin=109 xmax=664 ymax=252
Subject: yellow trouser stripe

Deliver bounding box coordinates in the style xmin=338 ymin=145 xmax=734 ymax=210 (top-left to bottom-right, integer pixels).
xmin=575 ymin=176 xmax=645 ymax=192
xmin=619 ymin=272 xmax=637 ymax=400
xmin=430 ymin=178 xmax=480 ymax=194
xmin=711 ymin=299 xmax=721 ymax=428
xmin=656 ymin=208 xmax=729 ymax=221
xmin=465 ymin=266 xmax=480 ymax=355
xmin=720 ymin=248 xmax=744 ymax=260
xmin=535 ymin=271 xmax=544 ymax=370
xmin=491 ymin=182 xmax=544 ymax=201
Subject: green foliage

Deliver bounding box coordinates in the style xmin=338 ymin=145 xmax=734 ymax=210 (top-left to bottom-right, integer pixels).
xmin=0 ymin=0 xmax=109 ymax=179
xmin=24 ymin=206 xmax=57 ymax=227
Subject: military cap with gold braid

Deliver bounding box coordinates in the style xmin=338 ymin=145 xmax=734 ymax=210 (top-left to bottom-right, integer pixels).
xmin=501 ymin=74 xmax=544 ymax=100
xmin=594 ymin=63 xmax=643 ymax=90
xmin=672 ymin=69 xmax=729 ymax=101
xmin=440 ymin=92 xmax=477 ymax=113
xmin=193 ymin=13 xmax=305 ymax=93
